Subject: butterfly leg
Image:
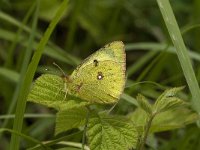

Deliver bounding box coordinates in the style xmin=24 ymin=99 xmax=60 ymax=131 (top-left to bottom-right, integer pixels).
xmin=63 ymin=81 xmax=68 ymax=101
xmin=54 ymin=78 xmax=68 ymax=101
xmin=61 ymin=76 xmax=70 ymax=101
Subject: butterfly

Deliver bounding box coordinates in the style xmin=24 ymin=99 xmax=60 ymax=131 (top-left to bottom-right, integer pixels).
xmin=65 ymin=41 xmax=126 ymax=103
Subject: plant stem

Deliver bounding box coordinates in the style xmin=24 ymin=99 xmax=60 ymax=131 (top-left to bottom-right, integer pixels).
xmin=138 ymin=113 xmax=156 ymax=150
xmin=82 ymin=109 xmax=90 ymax=150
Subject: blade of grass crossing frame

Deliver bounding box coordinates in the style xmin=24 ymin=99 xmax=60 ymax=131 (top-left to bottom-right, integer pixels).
xmin=9 ymin=0 xmax=69 ymax=149
xmin=4 ymin=3 xmax=36 ymax=68
xmin=0 ymin=2 xmax=37 ymax=139
xmin=156 ymin=0 xmax=200 ymax=113
xmin=0 ymin=11 xmax=80 ymax=66
xmin=0 ymin=128 xmax=51 ymax=150
xmin=126 ymin=42 xmax=200 ymax=62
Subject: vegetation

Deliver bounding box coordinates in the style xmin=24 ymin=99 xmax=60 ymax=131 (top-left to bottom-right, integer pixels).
xmin=0 ymin=0 xmax=200 ymax=150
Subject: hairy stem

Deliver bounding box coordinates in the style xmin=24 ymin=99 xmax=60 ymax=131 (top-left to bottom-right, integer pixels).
xmin=82 ymin=108 xmax=90 ymax=150
xmin=138 ymin=113 xmax=156 ymax=150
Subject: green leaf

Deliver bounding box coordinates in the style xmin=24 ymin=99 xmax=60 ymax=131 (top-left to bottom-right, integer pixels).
xmin=154 ymin=97 xmax=187 ymax=113
xmin=55 ymin=107 xmax=88 ymax=135
xmin=87 ymin=112 xmax=138 ymax=150
xmin=153 ymin=87 xmax=186 ymax=113
xmin=129 ymin=108 xmax=199 ymax=133
xmin=28 ymin=74 xmax=90 ymax=111
xmin=157 ymin=87 xmax=184 ymax=100
xmin=150 ymin=108 xmax=199 ymax=133
xmin=136 ymin=94 xmax=152 ymax=114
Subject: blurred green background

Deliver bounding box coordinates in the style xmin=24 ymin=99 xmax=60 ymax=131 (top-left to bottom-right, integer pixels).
xmin=1 ymin=0 xmax=200 ymax=149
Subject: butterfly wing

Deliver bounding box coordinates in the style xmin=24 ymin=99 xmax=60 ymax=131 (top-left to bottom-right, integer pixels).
xmin=67 ymin=41 xmax=126 ymax=103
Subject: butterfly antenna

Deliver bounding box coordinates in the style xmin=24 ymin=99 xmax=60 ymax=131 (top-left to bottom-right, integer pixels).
xmin=53 ymin=62 xmax=67 ymax=77
xmin=53 ymin=62 xmax=68 ymax=101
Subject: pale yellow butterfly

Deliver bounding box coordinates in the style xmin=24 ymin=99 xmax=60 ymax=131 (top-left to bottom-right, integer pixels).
xmin=64 ymin=41 xmax=126 ymax=103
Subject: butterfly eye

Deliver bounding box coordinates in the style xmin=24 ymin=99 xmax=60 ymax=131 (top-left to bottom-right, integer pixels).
xmin=93 ymin=59 xmax=99 ymax=67
xmin=97 ymin=72 xmax=104 ymax=80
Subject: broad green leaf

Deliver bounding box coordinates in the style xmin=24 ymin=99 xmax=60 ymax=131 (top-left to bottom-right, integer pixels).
xmin=28 ymin=74 xmax=90 ymax=111
xmin=129 ymin=108 xmax=199 ymax=133
xmin=153 ymin=87 xmax=186 ymax=113
xmin=87 ymin=112 xmax=138 ymax=150
xmin=136 ymin=94 xmax=152 ymax=114
xmin=55 ymin=107 xmax=88 ymax=135
xmin=154 ymin=97 xmax=187 ymax=113
xmin=150 ymin=108 xmax=199 ymax=133
xmin=156 ymin=87 xmax=184 ymax=101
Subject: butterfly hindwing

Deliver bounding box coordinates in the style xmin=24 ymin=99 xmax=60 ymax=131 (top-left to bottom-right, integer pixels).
xmin=67 ymin=41 xmax=126 ymax=103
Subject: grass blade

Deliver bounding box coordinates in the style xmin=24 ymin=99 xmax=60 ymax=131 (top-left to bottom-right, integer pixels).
xmin=156 ymin=0 xmax=200 ymax=112
xmin=9 ymin=0 xmax=69 ymax=149
xmin=0 ymin=2 xmax=37 ymax=139
xmin=0 ymin=128 xmax=51 ymax=150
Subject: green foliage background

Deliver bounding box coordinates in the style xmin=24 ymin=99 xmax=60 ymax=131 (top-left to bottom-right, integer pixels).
xmin=0 ymin=0 xmax=200 ymax=150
